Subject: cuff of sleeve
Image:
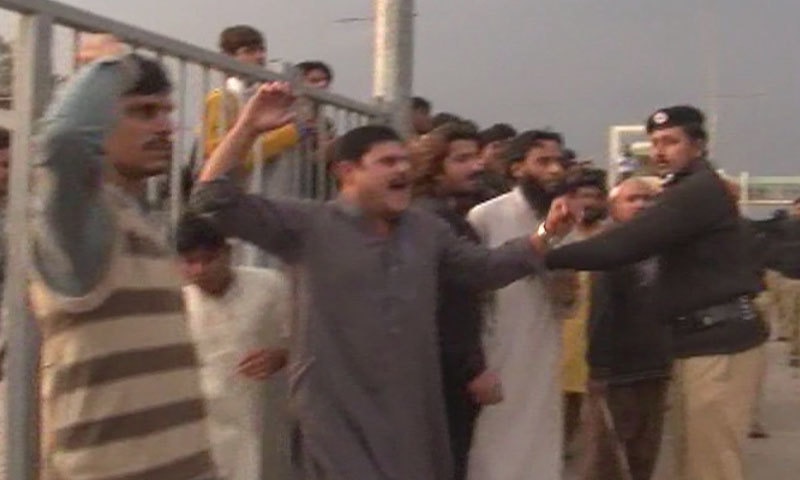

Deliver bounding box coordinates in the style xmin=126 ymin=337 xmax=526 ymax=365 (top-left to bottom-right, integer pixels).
xmin=190 ymin=177 xmax=243 ymax=213
xmin=510 ymin=236 xmax=545 ymax=273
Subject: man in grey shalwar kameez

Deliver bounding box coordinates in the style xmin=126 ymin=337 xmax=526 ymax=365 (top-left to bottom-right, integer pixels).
xmin=190 ymin=83 xmax=571 ymax=480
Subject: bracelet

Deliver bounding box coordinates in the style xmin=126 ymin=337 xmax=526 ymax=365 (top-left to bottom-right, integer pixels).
xmin=536 ymin=222 xmax=560 ymax=247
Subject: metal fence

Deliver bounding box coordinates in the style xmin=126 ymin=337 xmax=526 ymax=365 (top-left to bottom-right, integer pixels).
xmin=0 ymin=0 xmax=388 ymax=478
xmin=608 ymin=124 xmax=800 ymax=213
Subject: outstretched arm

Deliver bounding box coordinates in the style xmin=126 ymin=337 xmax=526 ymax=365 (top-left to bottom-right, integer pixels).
xmin=440 ymin=197 xmax=573 ymax=290
xmin=546 ymin=176 xmax=731 ymax=271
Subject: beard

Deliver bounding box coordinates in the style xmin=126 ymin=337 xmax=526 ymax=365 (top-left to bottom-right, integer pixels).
xmin=520 ymin=176 xmax=560 ymax=218
xmin=580 ymin=205 xmax=607 ymax=227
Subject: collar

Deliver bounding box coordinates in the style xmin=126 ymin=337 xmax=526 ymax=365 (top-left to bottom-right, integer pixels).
xmin=204 ymin=271 xmax=240 ymax=303
xmin=663 ymin=158 xmax=711 ymax=187
xmin=104 ymin=183 xmax=146 ymax=213
xmin=332 ymin=196 xmax=406 ymax=238
xmin=332 ymin=196 xmax=365 ymax=219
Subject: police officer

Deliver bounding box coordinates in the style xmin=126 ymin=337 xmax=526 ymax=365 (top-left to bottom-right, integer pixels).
xmin=544 ymin=105 xmax=769 ymax=480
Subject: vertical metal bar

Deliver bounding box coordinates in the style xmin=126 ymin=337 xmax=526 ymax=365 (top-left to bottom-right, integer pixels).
xmin=373 ymin=0 xmax=414 ymax=137
xmin=740 ymin=171 xmax=750 ymax=208
xmin=169 ymin=59 xmax=188 ymax=232
xmin=5 ymin=12 xmax=54 ymax=480
xmin=196 ymin=65 xmax=211 ymax=174
xmin=216 ymin=70 xmax=228 ymax=148
xmin=608 ymin=126 xmax=620 ymax=187
xmin=314 ymin=100 xmax=327 ymax=200
xmin=285 ymin=61 xmax=309 ymax=200
xmin=244 ymin=74 xmax=266 ymax=266
xmin=71 ymin=28 xmax=80 ymax=72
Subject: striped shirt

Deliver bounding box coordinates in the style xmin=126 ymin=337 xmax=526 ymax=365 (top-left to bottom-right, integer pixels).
xmin=31 ymin=187 xmax=217 ymax=480
xmin=30 ymin=57 xmax=217 ymax=479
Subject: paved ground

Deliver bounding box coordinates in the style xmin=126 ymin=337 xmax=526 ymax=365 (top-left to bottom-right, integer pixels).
xmin=565 ymin=340 xmax=800 ymax=479
xmin=1 ymin=341 xmax=798 ymax=479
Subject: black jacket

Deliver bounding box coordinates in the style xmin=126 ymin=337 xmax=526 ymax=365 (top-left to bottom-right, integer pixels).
xmin=416 ymin=196 xmax=486 ymax=384
xmin=547 ymin=159 xmax=768 ymax=358
xmin=768 ymin=218 xmax=800 ymax=279
xmin=588 ymin=261 xmax=671 ymax=384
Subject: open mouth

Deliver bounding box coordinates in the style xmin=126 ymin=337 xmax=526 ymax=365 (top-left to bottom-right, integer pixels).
xmin=388 ymin=179 xmax=410 ymax=191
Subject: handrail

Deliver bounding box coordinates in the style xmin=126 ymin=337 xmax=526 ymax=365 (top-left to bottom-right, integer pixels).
xmin=0 ymin=0 xmax=386 ymax=117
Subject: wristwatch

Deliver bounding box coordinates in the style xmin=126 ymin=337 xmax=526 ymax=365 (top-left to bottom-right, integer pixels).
xmin=537 ymin=221 xmax=559 ymax=247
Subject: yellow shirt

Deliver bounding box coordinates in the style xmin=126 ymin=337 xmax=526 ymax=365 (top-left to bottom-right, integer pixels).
xmin=202 ymin=85 xmax=300 ymax=172
xmin=562 ymin=271 xmax=591 ymax=394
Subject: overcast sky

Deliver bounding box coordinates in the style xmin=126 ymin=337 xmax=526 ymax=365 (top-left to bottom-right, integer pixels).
xmin=19 ymin=1 xmax=800 ymax=174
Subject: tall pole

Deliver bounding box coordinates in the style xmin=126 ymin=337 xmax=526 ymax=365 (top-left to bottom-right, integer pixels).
xmin=373 ymin=0 xmax=415 ymax=137
xmin=5 ymin=12 xmax=53 ymax=480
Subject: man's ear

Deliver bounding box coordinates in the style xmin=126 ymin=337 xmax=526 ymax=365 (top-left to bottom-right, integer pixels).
xmin=332 ymin=161 xmax=356 ymax=186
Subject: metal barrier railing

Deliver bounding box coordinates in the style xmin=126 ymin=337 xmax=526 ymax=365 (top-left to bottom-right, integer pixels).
xmin=0 ymin=0 xmax=388 ymax=478
xmin=608 ymin=124 xmax=800 ymax=209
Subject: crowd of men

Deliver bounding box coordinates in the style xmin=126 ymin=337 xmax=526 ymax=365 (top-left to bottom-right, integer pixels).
xmin=1 ymin=21 xmax=799 ymax=480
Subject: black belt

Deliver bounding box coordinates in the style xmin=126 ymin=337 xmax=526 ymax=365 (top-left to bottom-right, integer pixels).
xmin=673 ymin=296 xmax=758 ymax=334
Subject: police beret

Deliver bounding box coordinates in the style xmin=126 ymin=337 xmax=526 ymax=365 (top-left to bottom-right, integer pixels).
xmin=645 ymin=105 xmax=705 ymax=134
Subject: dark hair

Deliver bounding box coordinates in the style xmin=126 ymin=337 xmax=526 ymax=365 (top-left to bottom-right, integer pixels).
xmin=431 ymin=112 xmax=461 ymax=129
xmin=219 ymin=25 xmax=265 ymax=55
xmin=0 ymin=127 xmax=9 ymax=150
xmin=176 ymin=214 xmax=227 ymax=254
xmin=462 ymin=119 xmax=480 ymax=132
xmin=296 ymin=61 xmax=334 ymax=83
xmin=123 ymin=54 xmax=172 ymax=96
xmin=565 ymin=167 xmax=608 ymax=194
xmin=332 ymin=125 xmax=401 ymax=164
xmin=479 ymin=123 xmax=517 ymax=148
xmin=411 ymin=122 xmax=480 ymax=195
xmin=412 ymin=96 xmax=431 ymax=112
xmin=505 ymin=129 xmax=564 ymax=166
xmin=794 ymin=197 xmax=800 ymax=205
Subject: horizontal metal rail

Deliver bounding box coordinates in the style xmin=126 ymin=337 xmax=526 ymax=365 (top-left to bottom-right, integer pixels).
xmin=0 ymin=0 xmax=386 ymax=118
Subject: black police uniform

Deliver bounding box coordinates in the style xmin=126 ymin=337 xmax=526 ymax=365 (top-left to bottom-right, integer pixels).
xmin=545 ymin=107 xmax=768 ymax=358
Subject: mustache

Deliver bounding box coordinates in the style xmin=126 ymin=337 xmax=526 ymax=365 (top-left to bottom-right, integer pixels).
xmin=388 ymin=175 xmax=410 ymax=187
xmin=143 ymin=138 xmax=173 ymax=151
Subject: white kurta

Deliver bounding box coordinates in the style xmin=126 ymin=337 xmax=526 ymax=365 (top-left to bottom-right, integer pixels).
xmin=466 ymin=188 xmax=564 ymax=480
xmin=183 ymin=266 xmax=292 ymax=480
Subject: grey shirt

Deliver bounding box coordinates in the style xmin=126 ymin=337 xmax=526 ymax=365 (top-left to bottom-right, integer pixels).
xmin=191 ymin=180 xmax=543 ymax=480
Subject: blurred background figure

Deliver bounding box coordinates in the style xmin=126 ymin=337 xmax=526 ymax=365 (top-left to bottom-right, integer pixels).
xmin=177 ymin=215 xmax=292 ymax=480
xmin=411 ymin=96 xmax=434 ymax=136
xmin=75 ymin=32 xmax=127 ymax=67
xmin=478 ymin=123 xmax=517 ymax=198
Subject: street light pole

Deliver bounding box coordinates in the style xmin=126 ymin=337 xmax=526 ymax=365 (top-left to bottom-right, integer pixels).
xmin=373 ymin=0 xmax=414 ymax=137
